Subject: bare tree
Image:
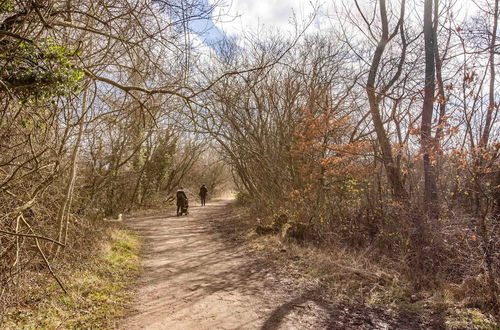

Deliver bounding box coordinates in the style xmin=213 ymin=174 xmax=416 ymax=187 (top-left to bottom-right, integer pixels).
xmin=422 ymin=0 xmax=439 ymax=219
xmin=356 ymin=0 xmax=408 ymax=199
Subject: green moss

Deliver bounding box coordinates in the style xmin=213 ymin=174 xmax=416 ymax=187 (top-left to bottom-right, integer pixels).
xmin=2 ymin=229 xmax=140 ymax=329
xmin=445 ymin=308 xmax=498 ymax=329
xmin=369 ymin=283 xmax=411 ymax=304
xmin=0 ymin=0 xmax=13 ymax=12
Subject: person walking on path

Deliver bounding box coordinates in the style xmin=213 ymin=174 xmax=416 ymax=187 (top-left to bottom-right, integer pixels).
xmin=199 ymin=184 xmax=208 ymax=206
xmin=176 ymin=187 xmax=188 ymax=216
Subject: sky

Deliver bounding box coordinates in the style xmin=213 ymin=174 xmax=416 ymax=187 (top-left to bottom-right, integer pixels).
xmin=187 ymin=0 xmax=478 ymax=55
xmin=189 ymin=0 xmax=328 ymax=47
xmin=208 ymin=0 xmax=322 ymax=36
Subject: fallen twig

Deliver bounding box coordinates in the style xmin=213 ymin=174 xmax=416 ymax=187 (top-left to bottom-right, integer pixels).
xmin=35 ymin=237 xmax=67 ymax=294
xmin=0 ymin=229 xmax=65 ymax=247
xmin=19 ymin=215 xmax=67 ymax=294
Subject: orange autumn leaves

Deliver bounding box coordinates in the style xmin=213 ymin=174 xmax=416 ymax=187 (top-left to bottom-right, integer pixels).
xmin=290 ymin=106 xmax=371 ymax=199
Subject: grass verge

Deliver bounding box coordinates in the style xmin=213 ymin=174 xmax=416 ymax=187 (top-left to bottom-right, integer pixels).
xmin=1 ymin=228 xmax=140 ymax=329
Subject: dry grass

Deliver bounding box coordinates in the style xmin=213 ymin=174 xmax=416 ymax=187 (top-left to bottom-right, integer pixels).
xmin=0 ymin=228 xmax=140 ymax=329
xmin=217 ymin=202 xmax=499 ymax=329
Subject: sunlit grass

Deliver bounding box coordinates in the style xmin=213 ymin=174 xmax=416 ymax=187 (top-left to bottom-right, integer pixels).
xmin=2 ymin=229 xmax=140 ymax=329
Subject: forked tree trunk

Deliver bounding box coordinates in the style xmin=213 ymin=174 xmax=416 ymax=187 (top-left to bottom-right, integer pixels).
xmin=366 ymin=0 xmax=407 ymax=200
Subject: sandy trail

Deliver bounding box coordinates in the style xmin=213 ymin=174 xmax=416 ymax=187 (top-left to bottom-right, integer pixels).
xmin=120 ymin=199 xmax=425 ymax=330
xmin=120 ymin=199 xmax=334 ymax=330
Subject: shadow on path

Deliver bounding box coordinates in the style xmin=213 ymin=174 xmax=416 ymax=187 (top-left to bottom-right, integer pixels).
xmin=120 ymin=199 xmax=429 ymax=330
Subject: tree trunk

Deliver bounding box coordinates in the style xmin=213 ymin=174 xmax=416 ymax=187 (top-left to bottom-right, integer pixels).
xmin=478 ymin=0 xmax=500 ymax=318
xmin=53 ymin=88 xmax=87 ymax=258
xmin=365 ymin=0 xmax=407 ymax=200
xmin=422 ymin=0 xmax=439 ymax=220
xmin=433 ymin=0 xmax=449 ymax=145
xmin=479 ymin=0 xmax=498 ymax=149
xmin=62 ymin=109 xmax=86 ymax=247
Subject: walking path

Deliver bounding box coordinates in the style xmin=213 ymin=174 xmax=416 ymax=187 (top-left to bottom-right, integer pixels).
xmin=120 ymin=199 xmax=424 ymax=330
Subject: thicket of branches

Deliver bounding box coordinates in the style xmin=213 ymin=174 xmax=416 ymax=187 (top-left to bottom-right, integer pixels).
xmin=1 ymin=0 xmax=498 ymax=321
xmin=0 ymin=0 xmax=230 ymax=307
xmin=192 ymin=0 xmax=499 ymax=316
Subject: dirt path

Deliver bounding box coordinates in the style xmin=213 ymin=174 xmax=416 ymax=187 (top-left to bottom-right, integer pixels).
xmin=120 ymin=199 xmax=425 ymax=330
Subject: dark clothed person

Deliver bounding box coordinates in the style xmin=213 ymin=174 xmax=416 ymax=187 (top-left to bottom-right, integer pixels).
xmin=176 ymin=188 xmax=188 ymax=215
xmin=199 ymin=185 xmax=208 ymax=206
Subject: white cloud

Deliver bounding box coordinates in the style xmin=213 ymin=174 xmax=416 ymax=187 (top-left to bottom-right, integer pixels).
xmin=209 ymin=0 xmax=479 ymax=41
xmin=209 ymin=0 xmax=326 ymax=38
